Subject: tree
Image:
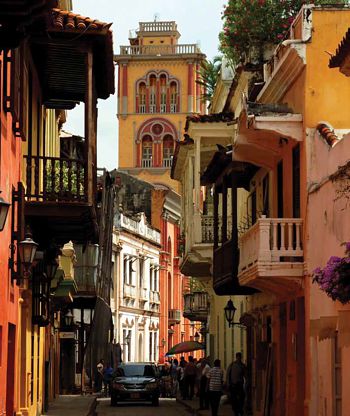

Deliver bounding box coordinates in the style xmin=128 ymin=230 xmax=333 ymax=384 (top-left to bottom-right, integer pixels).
xmin=196 ymin=56 xmax=222 ymax=105
xmin=219 ymin=0 xmax=348 ymax=65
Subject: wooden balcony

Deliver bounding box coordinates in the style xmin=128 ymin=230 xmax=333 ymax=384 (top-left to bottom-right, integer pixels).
xmin=180 ymin=214 xmax=215 ymax=279
xmin=183 ymin=292 xmax=209 ymax=322
xmin=238 ymin=216 xmax=304 ymax=294
xmin=23 ymin=155 xmax=98 ymax=245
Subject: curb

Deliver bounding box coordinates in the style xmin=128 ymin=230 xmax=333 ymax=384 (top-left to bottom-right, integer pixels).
xmin=86 ymin=397 xmax=99 ymax=416
xmin=176 ymin=397 xmax=199 ymax=415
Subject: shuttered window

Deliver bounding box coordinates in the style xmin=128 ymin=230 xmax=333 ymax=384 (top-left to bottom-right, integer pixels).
xmin=292 ymin=144 xmax=301 ymax=218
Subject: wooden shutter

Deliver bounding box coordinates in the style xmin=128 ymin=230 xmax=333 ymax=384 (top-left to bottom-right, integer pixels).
xmin=292 ymin=144 xmax=301 ymax=218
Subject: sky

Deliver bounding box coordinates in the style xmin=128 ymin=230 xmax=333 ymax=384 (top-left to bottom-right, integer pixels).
xmin=64 ymin=0 xmax=225 ymax=170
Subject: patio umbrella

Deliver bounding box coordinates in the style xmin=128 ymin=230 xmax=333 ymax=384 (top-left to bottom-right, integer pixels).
xmin=165 ymin=341 xmax=205 ymax=356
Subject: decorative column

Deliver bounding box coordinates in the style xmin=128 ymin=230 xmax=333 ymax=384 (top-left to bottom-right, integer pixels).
xmin=121 ymin=63 xmax=128 ymax=118
xmin=187 ymin=62 xmax=194 ymax=113
xmin=196 ymin=63 xmax=201 ymax=112
xmin=193 ymin=136 xmax=201 ymax=243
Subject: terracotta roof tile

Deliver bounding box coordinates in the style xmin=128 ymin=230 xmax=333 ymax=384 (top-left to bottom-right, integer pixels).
xmin=185 ymin=112 xmax=234 ymax=131
xmin=51 ymin=8 xmax=111 ymax=32
xmin=329 ymin=27 xmax=350 ymax=68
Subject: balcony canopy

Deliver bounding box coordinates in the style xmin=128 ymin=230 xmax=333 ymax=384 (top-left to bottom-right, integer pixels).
xmin=232 ymin=99 xmax=303 ymax=170
xmin=201 ymin=146 xmax=259 ymax=190
xmin=30 ymin=8 xmax=115 ymax=109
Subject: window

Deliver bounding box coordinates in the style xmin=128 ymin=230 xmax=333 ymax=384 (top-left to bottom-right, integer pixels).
xmin=129 ymin=259 xmax=134 ymax=285
xmin=292 ymin=144 xmax=301 ymax=218
xmin=138 ymin=82 xmax=146 ymax=113
xmin=163 ymin=135 xmax=174 ymax=167
xmin=160 ymin=74 xmax=167 ymax=113
xmin=123 ymin=255 xmax=128 ymax=283
xmin=153 ymin=266 xmax=158 ymax=292
xmin=263 ymin=174 xmax=269 ymax=216
xmin=170 ymin=81 xmax=178 ymax=112
xmin=150 ymin=265 xmax=154 ymax=291
xmin=149 ymin=75 xmax=156 ymax=113
xmin=139 ymin=258 xmax=144 ymax=287
xmin=142 ymin=135 xmax=152 ymax=167
xmin=149 ymin=331 xmax=153 ymax=362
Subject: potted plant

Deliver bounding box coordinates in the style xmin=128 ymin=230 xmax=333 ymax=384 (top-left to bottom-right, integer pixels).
xmin=313 ymin=242 xmax=350 ymax=304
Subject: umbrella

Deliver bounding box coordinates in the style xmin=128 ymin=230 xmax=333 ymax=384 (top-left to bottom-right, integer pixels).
xmin=165 ymin=341 xmax=205 ymax=356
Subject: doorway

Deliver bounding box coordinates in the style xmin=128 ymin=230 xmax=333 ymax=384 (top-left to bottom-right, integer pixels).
xmin=6 ymin=324 xmax=16 ymax=416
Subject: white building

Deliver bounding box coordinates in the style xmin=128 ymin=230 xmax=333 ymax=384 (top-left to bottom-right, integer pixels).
xmin=112 ymin=212 xmax=161 ymax=363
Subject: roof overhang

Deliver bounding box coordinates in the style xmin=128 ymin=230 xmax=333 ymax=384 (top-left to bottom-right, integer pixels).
xmin=232 ymin=110 xmax=303 ymax=170
xmin=258 ymin=42 xmax=306 ymax=103
xmin=30 ymin=10 xmax=114 ymax=108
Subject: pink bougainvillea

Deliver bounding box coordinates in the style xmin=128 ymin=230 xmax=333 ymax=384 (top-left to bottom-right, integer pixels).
xmin=313 ymin=243 xmax=350 ymax=304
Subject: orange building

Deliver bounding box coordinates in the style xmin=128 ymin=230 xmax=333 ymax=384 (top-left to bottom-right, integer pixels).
xmin=115 ymin=21 xmax=205 ymax=362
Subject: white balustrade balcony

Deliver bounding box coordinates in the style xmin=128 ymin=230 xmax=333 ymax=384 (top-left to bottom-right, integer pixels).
xmin=139 ymin=287 xmax=148 ymax=301
xmin=150 ymin=290 xmax=160 ymax=304
xmin=124 ymin=284 xmax=136 ymax=298
xmin=238 ymin=216 xmax=304 ymax=291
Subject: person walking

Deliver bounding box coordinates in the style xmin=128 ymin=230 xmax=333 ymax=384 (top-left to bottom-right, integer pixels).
xmin=170 ymin=358 xmax=179 ymax=397
xmin=199 ymin=358 xmax=211 ymax=410
xmin=177 ymin=360 xmax=186 ymax=399
xmin=184 ymin=355 xmax=197 ymax=400
xmin=226 ymin=352 xmax=246 ymax=416
xmin=207 ymin=359 xmax=224 ymax=416
xmin=94 ymin=358 xmax=104 ymax=393
xmin=102 ymin=363 xmax=114 ymax=397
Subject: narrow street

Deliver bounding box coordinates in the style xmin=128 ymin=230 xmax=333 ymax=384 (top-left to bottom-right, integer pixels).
xmin=96 ymin=398 xmax=192 ymax=416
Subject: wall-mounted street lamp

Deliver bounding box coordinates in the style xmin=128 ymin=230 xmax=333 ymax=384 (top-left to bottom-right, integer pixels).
xmin=9 ymin=230 xmax=39 ymax=279
xmin=161 ymin=338 xmax=166 ymax=347
xmin=224 ymin=299 xmax=243 ymax=328
xmin=18 ymin=231 xmax=39 ymax=275
xmin=64 ymin=310 xmax=74 ymax=327
xmin=0 ymin=192 xmax=10 ymax=231
xmin=194 ymin=332 xmax=200 ymax=343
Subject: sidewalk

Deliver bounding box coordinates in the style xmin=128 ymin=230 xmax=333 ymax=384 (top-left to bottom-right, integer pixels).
xmin=42 ymin=394 xmax=97 ymax=416
xmin=177 ymin=395 xmax=232 ymax=416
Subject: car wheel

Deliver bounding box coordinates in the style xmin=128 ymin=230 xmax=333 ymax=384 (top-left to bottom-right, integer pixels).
xmin=152 ymin=397 xmax=159 ymax=406
xmin=110 ymin=393 xmax=118 ymax=406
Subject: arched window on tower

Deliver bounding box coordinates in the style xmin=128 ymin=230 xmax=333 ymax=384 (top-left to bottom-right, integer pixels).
xmin=160 ymin=74 xmax=167 ymax=113
xmin=149 ymin=75 xmax=157 ymax=113
xmin=142 ymin=135 xmax=153 ymax=167
xmin=170 ymin=81 xmax=178 ymax=113
xmin=138 ymin=82 xmax=146 ymax=113
xmin=163 ymin=135 xmax=174 ymax=167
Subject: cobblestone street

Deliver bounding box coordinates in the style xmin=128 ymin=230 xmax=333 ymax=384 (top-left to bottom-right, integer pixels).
xmin=97 ymin=398 xmax=192 ymax=416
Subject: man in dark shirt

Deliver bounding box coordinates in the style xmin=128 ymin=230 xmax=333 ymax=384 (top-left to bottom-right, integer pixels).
xmin=184 ymin=356 xmax=197 ymax=399
xmin=226 ymin=352 xmax=246 ymax=416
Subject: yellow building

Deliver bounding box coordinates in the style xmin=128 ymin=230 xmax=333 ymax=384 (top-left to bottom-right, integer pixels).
xmin=114 ymin=21 xmax=205 ymax=191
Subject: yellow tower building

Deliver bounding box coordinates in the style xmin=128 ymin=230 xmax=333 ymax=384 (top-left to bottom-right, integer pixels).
xmin=115 ymin=21 xmax=205 ymax=191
